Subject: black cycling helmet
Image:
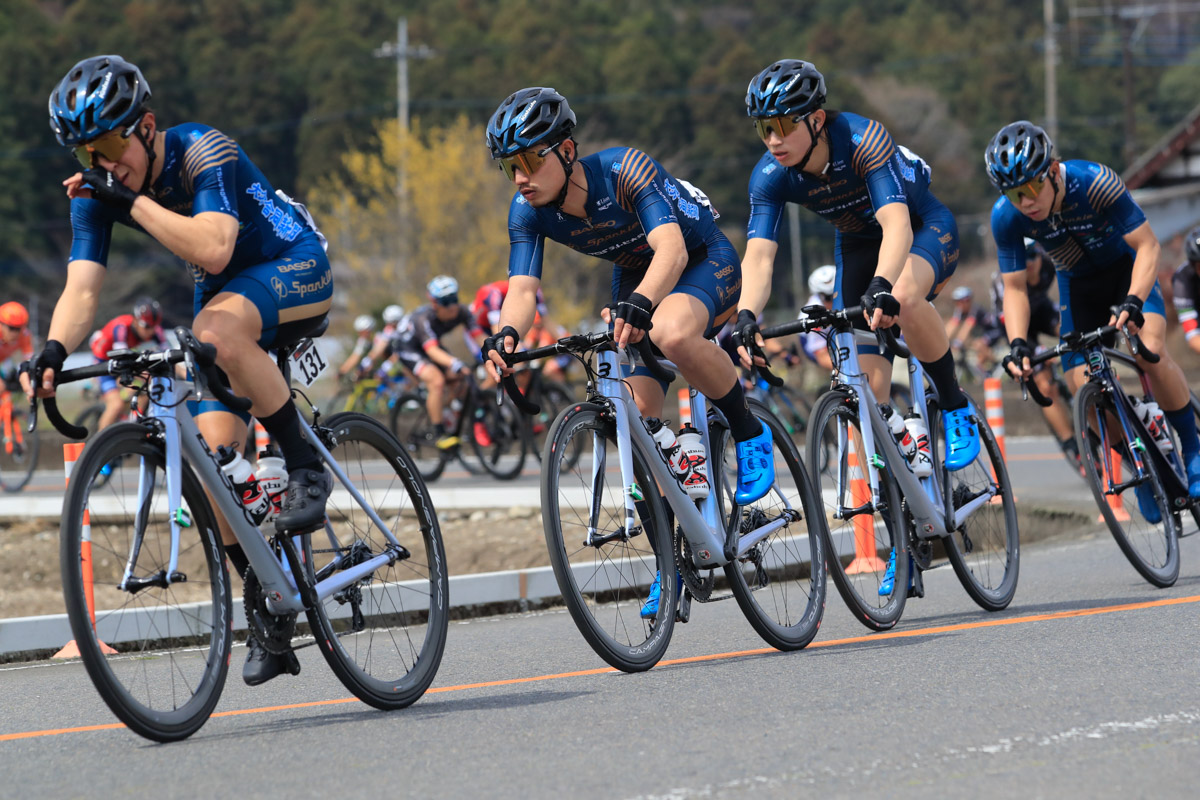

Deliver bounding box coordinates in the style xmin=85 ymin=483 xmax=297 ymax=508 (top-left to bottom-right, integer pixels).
xmin=1186 ymin=226 xmax=1200 ymax=263
xmin=745 ymin=60 xmax=826 ymax=118
xmin=486 ymin=87 xmax=576 ymax=159
xmin=984 ymin=120 xmax=1056 ymax=191
xmin=132 ymin=297 xmax=162 ymax=327
xmin=49 ymin=55 xmax=151 ymax=147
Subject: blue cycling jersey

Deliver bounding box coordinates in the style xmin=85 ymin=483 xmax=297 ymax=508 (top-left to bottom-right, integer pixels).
xmin=746 ymin=111 xmax=938 ymax=241
xmin=506 ymin=147 xmax=725 ymax=277
xmin=991 ymin=160 xmax=1146 ymax=278
xmin=68 ymin=122 xmax=324 ymax=294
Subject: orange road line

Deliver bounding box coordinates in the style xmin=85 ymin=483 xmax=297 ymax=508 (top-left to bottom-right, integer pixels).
xmin=5 ymin=593 xmax=1197 ymax=743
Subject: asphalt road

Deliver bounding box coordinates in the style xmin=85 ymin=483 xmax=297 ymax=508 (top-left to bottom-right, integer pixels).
xmin=2 ymin=437 xmax=1199 ymax=798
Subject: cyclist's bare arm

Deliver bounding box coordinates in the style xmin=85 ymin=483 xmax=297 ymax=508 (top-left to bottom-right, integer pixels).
xmin=735 ymin=237 xmax=778 ymax=368
xmin=21 ymin=260 xmax=105 ymax=398
xmin=1001 ymin=271 xmax=1032 ymax=379
xmin=866 ymin=203 xmax=914 ymax=330
xmin=131 ymin=202 xmax=238 ymax=274
xmin=613 ymin=223 xmax=688 ymax=348
xmin=1116 ymin=222 xmax=1160 ymax=333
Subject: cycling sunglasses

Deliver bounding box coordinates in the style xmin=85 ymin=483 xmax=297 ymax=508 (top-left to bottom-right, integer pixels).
xmin=73 ymin=128 xmax=135 ymax=169
xmin=752 ymin=113 xmax=807 ymax=141
xmin=496 ymin=141 xmax=563 ymax=182
xmin=1002 ymin=173 xmax=1048 ymax=205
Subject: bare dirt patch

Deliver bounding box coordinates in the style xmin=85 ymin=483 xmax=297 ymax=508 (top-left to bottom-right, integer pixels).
xmin=0 ymin=508 xmax=551 ymax=619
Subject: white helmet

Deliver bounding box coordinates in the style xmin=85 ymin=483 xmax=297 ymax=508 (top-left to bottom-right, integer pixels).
xmin=382 ymin=304 xmax=405 ymax=324
xmin=353 ymin=314 xmax=376 ymax=333
xmin=808 ymin=265 xmax=837 ymax=296
xmin=427 ymin=275 xmax=459 ymax=303
xmin=951 ymin=286 xmax=973 ymax=301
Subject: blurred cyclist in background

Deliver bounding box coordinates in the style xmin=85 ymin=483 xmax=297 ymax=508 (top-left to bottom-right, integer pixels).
xmin=88 ymin=297 xmax=168 ymax=432
xmin=1171 ymin=226 xmax=1200 ymax=356
xmin=0 ymin=302 xmax=34 ymax=385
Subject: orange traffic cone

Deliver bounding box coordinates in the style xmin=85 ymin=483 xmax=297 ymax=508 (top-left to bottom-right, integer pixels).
xmin=845 ymin=441 xmax=887 ymax=574
xmin=1099 ymin=448 xmax=1131 ymax=523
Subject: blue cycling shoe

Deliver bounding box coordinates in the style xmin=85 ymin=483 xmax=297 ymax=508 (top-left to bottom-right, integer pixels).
xmin=734 ymin=423 xmax=775 ymax=505
xmin=1186 ymin=451 xmax=1200 ymax=499
xmin=942 ymin=404 xmax=981 ymax=471
xmin=640 ymin=570 xmax=682 ymax=619
xmin=877 ymin=549 xmax=914 ymax=596
xmin=1134 ymin=480 xmax=1163 ymax=525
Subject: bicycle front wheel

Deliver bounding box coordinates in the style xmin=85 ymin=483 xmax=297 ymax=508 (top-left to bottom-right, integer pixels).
xmin=807 ymin=390 xmax=908 ymax=630
xmin=388 ymin=392 xmax=447 ymax=482
xmin=542 ymin=402 xmax=676 ymax=671
xmin=713 ymin=399 xmax=826 ymax=650
xmin=1075 ymin=382 xmax=1179 ymax=587
xmin=931 ymin=394 xmax=1020 ymax=611
xmin=0 ymin=403 xmax=39 ymax=492
xmin=467 ymin=391 xmax=527 ymax=480
xmin=303 ymin=413 xmax=448 ymax=709
xmin=60 ymin=422 xmax=232 ymax=742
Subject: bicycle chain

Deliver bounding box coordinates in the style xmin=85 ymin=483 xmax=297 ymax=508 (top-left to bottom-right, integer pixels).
xmin=242 ymin=565 xmax=297 ymax=655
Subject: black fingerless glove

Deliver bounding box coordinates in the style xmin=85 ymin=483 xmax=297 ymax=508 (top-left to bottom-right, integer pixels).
xmin=1116 ymin=294 xmax=1145 ymax=328
xmin=482 ymin=325 xmax=520 ymax=364
xmin=1002 ymin=337 xmax=1033 ymax=375
xmin=81 ymin=167 xmax=139 ymax=213
xmin=614 ymin=292 xmax=654 ymax=332
xmin=26 ymin=340 xmax=68 ymax=390
xmin=861 ymin=276 xmax=901 ymax=318
xmin=731 ymin=309 xmax=767 ymax=362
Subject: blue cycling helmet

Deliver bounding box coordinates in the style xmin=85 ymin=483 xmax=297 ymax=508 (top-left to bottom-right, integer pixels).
xmin=985 ymin=121 xmax=1055 ymax=191
xmin=486 ymin=87 xmax=576 ymax=159
xmin=49 ymin=55 xmax=151 ymax=146
xmin=745 ymin=60 xmax=826 ymax=118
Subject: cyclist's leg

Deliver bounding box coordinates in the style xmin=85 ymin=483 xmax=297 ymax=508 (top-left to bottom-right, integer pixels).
xmin=414 ymin=362 xmax=453 ymax=444
xmin=98 ymin=380 xmax=125 ymax=432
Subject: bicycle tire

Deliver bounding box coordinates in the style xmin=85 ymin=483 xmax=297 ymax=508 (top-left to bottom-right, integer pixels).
xmin=388 ymin=392 xmax=447 ymax=482
xmin=60 ymin=422 xmax=232 ymax=742
xmin=713 ymin=398 xmax=826 ymax=650
xmin=0 ymin=405 xmax=39 ymax=492
xmin=1075 ymin=382 xmax=1179 ymax=587
xmin=931 ymin=393 xmax=1020 ymax=611
xmin=769 ymin=385 xmax=811 ymax=440
xmin=467 ymin=390 xmax=527 ymax=480
xmin=534 ymin=381 xmax=583 ymax=469
xmin=807 ymin=389 xmax=908 ymax=630
xmin=542 ymin=402 xmax=676 ymax=671
xmin=301 ymin=413 xmax=448 ymax=709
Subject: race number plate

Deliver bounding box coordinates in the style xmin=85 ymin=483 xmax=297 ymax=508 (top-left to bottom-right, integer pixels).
xmin=289 ymin=338 xmax=328 ymax=387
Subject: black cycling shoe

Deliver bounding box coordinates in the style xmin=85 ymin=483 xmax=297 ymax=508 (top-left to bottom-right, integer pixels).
xmin=242 ymin=635 xmax=301 ymax=686
xmin=274 ymin=467 xmax=332 ymax=533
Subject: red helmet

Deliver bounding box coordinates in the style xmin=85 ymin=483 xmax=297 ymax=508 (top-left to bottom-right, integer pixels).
xmin=0 ymin=301 xmax=29 ymax=328
xmin=133 ymin=297 xmax=162 ymax=327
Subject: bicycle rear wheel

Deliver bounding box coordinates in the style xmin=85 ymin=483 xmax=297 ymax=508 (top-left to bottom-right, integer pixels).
xmin=542 ymin=402 xmax=676 ymax=671
xmin=302 ymin=413 xmax=448 ymax=709
xmin=60 ymin=422 xmax=231 ymax=742
xmin=1075 ymin=382 xmax=1179 ymax=587
xmin=0 ymin=403 xmax=39 ymax=492
xmin=807 ymin=390 xmax=908 ymax=630
xmin=713 ymin=399 xmax=826 ymax=650
xmin=388 ymin=392 xmax=447 ymax=482
xmin=930 ymin=394 xmax=1020 ymax=610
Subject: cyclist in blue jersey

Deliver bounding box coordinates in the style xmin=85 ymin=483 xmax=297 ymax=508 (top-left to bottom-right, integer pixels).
xmin=25 ymin=55 xmax=334 ymax=686
xmin=987 ymin=120 xmax=1200 ymax=507
xmin=481 ymin=87 xmax=776 ymax=617
xmin=732 ymin=60 xmax=981 ymax=478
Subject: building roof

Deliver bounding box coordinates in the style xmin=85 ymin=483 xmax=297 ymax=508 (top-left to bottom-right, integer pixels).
xmin=1123 ymin=101 xmax=1200 ymax=189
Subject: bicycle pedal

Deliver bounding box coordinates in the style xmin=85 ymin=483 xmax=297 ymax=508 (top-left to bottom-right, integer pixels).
xmin=676 ymin=590 xmax=692 ymax=624
xmin=907 ymin=569 xmax=925 ymax=599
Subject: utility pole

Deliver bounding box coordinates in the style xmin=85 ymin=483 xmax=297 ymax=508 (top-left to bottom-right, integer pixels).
xmin=373 ymin=17 xmax=434 ymax=134
xmin=1044 ymin=0 xmax=1058 ymax=142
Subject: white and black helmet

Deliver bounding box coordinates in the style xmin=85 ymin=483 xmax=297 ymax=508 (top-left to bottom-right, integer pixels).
xmin=808 ymin=264 xmax=837 ymax=296
xmin=382 ymin=304 xmax=405 ymax=324
xmin=353 ymin=314 xmax=376 ymax=333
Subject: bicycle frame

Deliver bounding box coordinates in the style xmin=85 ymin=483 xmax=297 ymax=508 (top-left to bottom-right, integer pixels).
xmin=592 ymin=345 xmax=795 ymax=568
xmin=122 ymin=372 xmax=406 ymax=616
xmin=830 ymin=328 xmax=996 ymax=540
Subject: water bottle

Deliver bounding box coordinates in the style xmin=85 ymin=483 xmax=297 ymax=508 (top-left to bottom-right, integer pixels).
xmin=645 ymin=418 xmax=690 ymax=486
xmin=218 ymin=447 xmax=270 ymax=525
xmin=255 ymin=453 xmax=289 ymax=523
xmin=879 ymin=404 xmax=917 ymax=462
xmin=675 ymin=424 xmax=710 ymax=500
xmin=1132 ymin=397 xmax=1174 ymax=453
xmin=903 ymin=411 xmax=934 ymax=477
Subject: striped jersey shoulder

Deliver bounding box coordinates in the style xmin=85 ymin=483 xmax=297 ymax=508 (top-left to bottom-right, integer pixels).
xmin=1082 ymin=162 xmax=1126 ymax=210
xmin=182 ymin=126 xmax=239 ymax=190
xmin=849 ymin=116 xmax=896 ymax=177
xmin=612 ymin=148 xmax=659 ymax=212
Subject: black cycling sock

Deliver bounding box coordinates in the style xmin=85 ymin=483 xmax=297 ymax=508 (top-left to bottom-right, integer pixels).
xmin=258 ymin=398 xmax=321 ymax=473
xmin=225 ymin=543 xmax=249 ymax=580
xmin=920 ymin=350 xmax=968 ymax=411
xmin=711 ymin=380 xmax=763 ymax=442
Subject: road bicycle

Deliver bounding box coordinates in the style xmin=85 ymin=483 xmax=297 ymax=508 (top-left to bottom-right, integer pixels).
xmin=34 ymin=322 xmax=448 ymax=742
xmin=389 ymin=365 xmax=525 ymax=482
xmin=1022 ymin=325 xmax=1199 ymax=587
xmin=499 ymin=332 xmax=826 ymax=672
xmin=760 ymin=305 xmax=1020 ymax=631
xmin=331 ymin=368 xmax=411 ymax=420
xmin=0 ymin=374 xmax=38 ymax=492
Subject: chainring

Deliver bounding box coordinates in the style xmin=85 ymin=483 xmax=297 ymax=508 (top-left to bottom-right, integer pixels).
xmin=243 ymin=564 xmax=297 ymax=655
xmin=902 ymin=501 xmax=934 ymax=571
xmin=675 ymin=527 xmax=716 ymax=602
